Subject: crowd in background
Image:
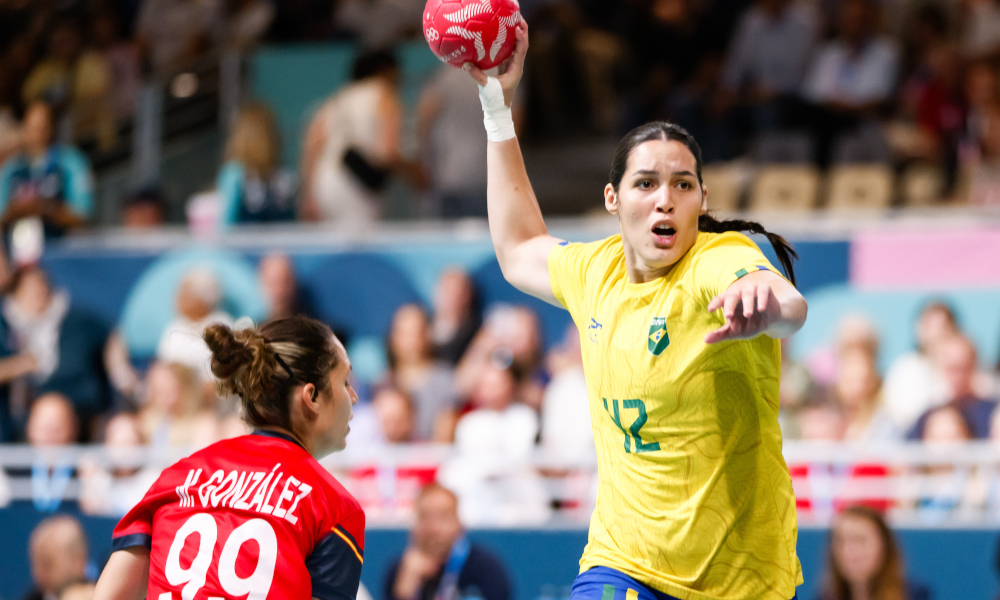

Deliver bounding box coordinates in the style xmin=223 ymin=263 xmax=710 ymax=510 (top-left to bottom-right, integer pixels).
xmin=1 ymin=0 xmax=1000 ymax=238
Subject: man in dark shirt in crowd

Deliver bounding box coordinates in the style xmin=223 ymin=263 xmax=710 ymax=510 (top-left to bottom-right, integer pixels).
xmin=909 ymin=335 xmax=996 ymax=439
xmin=385 ymin=484 xmax=511 ymax=600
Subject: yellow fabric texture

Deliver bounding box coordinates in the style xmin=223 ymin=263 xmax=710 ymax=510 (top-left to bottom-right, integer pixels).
xmin=548 ymin=231 xmax=802 ymax=600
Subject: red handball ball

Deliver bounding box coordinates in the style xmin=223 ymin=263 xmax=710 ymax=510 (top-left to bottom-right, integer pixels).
xmin=423 ymin=0 xmax=521 ymax=71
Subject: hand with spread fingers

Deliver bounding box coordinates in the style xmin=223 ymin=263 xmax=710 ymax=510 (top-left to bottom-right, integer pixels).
xmin=704 ymin=270 xmax=804 ymax=344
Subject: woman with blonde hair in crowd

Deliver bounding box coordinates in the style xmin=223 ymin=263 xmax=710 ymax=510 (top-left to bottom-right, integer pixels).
xmin=820 ymin=505 xmax=931 ymax=600
xmin=216 ymin=102 xmax=297 ymax=228
xmin=139 ymin=361 xmax=219 ymax=449
xmin=836 ymin=346 xmax=900 ymax=443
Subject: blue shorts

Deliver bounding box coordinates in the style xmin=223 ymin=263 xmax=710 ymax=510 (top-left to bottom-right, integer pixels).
xmin=570 ymin=567 xmax=797 ymax=600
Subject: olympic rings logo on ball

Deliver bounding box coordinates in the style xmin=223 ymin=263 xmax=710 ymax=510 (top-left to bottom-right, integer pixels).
xmin=425 ymin=27 xmax=440 ymax=41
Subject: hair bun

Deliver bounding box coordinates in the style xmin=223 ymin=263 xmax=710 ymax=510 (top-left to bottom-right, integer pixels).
xmin=203 ymin=323 xmax=278 ymax=401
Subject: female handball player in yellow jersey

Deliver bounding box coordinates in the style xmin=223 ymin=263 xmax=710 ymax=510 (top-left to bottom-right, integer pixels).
xmin=463 ymin=20 xmax=807 ymax=600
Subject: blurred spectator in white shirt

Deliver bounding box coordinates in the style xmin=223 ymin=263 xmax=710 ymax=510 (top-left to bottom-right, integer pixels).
xmin=883 ymin=302 xmax=956 ymax=431
xmin=385 ymin=304 xmax=459 ymax=442
xmin=440 ymin=361 xmax=549 ymax=526
xmin=418 ymin=67 xmax=488 ymax=218
xmin=540 ymin=324 xmax=592 ymax=461
xmin=156 ymin=268 xmax=233 ymax=378
xmin=429 ymin=268 xmax=480 ymax=366
xmin=79 ymin=413 xmax=161 ymax=517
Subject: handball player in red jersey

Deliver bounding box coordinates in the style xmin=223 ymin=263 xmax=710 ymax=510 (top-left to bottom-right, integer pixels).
xmin=92 ymin=317 xmax=364 ymax=600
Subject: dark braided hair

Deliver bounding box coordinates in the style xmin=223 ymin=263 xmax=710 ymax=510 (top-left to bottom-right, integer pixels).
xmin=609 ymin=121 xmax=798 ymax=286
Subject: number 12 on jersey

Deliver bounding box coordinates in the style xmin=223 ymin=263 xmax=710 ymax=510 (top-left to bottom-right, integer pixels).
xmin=603 ymin=398 xmax=660 ymax=454
xmin=161 ymin=513 xmax=277 ymax=600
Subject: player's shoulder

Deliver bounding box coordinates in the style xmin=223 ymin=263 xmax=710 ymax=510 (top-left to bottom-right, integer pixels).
xmin=300 ymin=457 xmax=363 ymax=516
xmin=555 ymin=234 xmax=624 ymax=269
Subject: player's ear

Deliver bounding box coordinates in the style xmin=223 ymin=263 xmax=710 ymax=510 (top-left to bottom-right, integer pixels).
xmin=300 ymin=383 xmax=320 ymax=416
xmin=604 ymin=183 xmax=618 ymax=216
xmin=700 ymin=183 xmax=708 ymax=215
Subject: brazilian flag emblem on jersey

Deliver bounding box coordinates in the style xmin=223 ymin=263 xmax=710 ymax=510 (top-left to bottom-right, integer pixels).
xmin=647 ymin=317 xmax=669 ymax=356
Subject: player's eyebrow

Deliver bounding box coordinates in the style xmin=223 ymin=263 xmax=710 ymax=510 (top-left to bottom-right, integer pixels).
xmin=631 ymin=169 xmax=660 ymax=178
xmin=672 ymin=170 xmax=697 ymax=178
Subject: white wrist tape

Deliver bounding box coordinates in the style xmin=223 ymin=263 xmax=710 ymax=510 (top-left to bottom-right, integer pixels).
xmin=478 ymin=77 xmax=515 ymax=142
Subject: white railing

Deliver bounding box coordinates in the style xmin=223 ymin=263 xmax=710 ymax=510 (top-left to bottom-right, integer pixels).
xmin=5 ymin=442 xmax=1000 ymax=527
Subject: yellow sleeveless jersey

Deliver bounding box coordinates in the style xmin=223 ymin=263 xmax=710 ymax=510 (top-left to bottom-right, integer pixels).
xmin=548 ymin=231 xmax=801 ymax=600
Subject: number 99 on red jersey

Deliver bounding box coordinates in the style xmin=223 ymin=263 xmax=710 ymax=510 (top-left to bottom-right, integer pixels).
xmin=112 ymin=431 xmax=365 ymax=600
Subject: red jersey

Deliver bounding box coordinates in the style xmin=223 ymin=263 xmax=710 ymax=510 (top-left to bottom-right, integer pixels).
xmin=113 ymin=431 xmax=365 ymax=600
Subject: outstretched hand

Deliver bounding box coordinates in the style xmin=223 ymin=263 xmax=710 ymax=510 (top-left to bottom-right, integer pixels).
xmin=705 ymin=279 xmax=782 ymax=344
xmin=463 ymin=18 xmax=528 ymax=107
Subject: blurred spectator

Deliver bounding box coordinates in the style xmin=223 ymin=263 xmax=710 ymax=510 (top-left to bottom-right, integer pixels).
xmin=835 ymin=347 xmax=900 ymax=442
xmin=453 ymin=361 xmax=537 ymax=457
xmin=135 ymin=0 xmax=222 ymax=82
xmin=2 ymin=266 xmax=110 ymax=435
xmin=23 ymin=393 xmax=78 ymax=512
xmin=818 ymin=505 xmax=931 ymax=600
xmin=799 ymin=401 xmax=846 ymax=441
xmin=372 ymin=385 xmax=415 ymax=444
xmin=335 ymin=0 xmax=423 ymax=49
xmin=883 ymin=302 xmax=956 ymax=432
xmin=79 ymin=412 xmax=161 ymax=516
xmin=156 ymin=267 xmax=233 ymax=377
xmin=21 ymin=16 xmax=116 ymax=150
xmin=120 ymin=187 xmax=167 ymax=229
xmin=909 ymin=336 xmax=996 ymax=439
xmin=808 ymin=314 xmax=880 ymax=388
xmin=439 ymin=360 xmax=550 ymax=525
xmin=966 ymin=101 xmax=1000 ymax=206
xmin=921 ymin=405 xmax=973 ymax=443
xmin=59 ymin=581 xmax=95 ymax=600
xmin=222 ymin=0 xmax=275 ymax=53
xmin=0 ymin=101 xmax=93 ymax=243
xmin=429 ymin=268 xmax=480 ymax=365
xmin=385 ymin=304 xmax=459 ymax=442
xmin=540 ymin=323 xmax=592 ymax=460
xmin=27 ymin=392 xmax=78 ymax=447
xmin=456 ymin=305 xmax=546 ymax=409
xmin=800 ymin=0 xmax=900 ymax=166
xmin=216 ymin=103 xmax=296 ymax=227
xmin=89 ymin=10 xmax=140 ymax=122
xmin=714 ymin=0 xmax=819 ymax=146
xmin=384 ymin=484 xmax=511 ymax=600
xmin=0 ymin=106 xmax=20 ymax=166
xmin=139 ymin=361 xmax=218 ymax=449
xmin=417 ymin=67 xmax=488 ymax=218
xmin=24 ymin=515 xmax=90 ymax=600
xmin=258 ymin=253 xmax=312 ymax=322
xmin=959 ymin=0 xmax=1000 ymax=59
xmin=301 ymin=50 xmax=403 ymax=224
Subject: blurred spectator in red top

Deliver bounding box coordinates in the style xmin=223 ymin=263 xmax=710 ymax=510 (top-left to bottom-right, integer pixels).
xmin=909 ymin=336 xmax=996 ymax=439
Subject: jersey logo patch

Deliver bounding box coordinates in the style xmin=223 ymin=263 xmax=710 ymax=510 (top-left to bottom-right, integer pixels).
xmin=647 ymin=317 xmax=669 ymax=356
xmin=587 ymin=318 xmax=602 ymax=344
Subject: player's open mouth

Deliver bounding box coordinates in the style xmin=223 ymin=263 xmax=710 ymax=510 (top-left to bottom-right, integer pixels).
xmin=651 ymin=225 xmax=677 ymax=245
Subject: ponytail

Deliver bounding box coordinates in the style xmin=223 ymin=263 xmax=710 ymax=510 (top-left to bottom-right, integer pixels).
xmin=698 ymin=214 xmax=799 ymax=287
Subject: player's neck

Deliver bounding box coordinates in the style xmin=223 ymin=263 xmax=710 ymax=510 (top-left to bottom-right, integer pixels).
xmin=257 ymin=425 xmax=311 ymax=454
xmin=623 ymin=245 xmax=675 ymax=284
